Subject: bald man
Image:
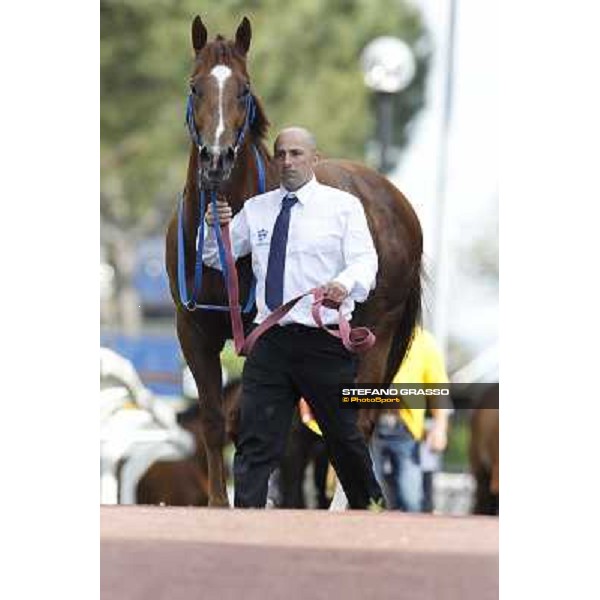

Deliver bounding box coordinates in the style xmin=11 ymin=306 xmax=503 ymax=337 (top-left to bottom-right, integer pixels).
xmin=204 ymin=127 xmax=384 ymax=509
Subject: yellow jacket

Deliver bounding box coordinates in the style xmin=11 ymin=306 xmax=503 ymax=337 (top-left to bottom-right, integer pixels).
xmin=393 ymin=328 xmax=449 ymax=439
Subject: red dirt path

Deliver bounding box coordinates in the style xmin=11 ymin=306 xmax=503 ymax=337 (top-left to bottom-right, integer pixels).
xmin=101 ymin=505 xmax=498 ymax=600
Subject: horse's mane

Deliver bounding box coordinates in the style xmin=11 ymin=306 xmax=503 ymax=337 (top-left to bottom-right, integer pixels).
xmin=195 ymin=36 xmax=270 ymax=143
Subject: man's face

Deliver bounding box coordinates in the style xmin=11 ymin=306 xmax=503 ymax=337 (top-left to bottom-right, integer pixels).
xmin=274 ymin=131 xmax=318 ymax=191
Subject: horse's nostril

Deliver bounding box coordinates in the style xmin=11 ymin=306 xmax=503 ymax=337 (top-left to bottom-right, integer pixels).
xmin=199 ymin=145 xmax=235 ymax=175
xmin=220 ymin=147 xmax=235 ymax=170
xmin=199 ymin=146 xmax=211 ymax=163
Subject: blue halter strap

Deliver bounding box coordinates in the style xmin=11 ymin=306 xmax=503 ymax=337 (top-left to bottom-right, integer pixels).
xmin=186 ymin=92 xmax=256 ymax=153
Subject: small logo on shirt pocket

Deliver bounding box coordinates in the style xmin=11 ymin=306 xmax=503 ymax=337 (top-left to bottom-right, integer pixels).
xmin=257 ymin=228 xmax=269 ymax=246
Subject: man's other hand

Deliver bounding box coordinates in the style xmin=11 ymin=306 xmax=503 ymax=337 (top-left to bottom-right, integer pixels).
xmin=205 ymin=200 xmax=232 ymax=226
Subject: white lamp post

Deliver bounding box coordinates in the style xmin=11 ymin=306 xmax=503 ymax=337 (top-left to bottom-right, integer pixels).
xmin=360 ymin=36 xmax=416 ymax=172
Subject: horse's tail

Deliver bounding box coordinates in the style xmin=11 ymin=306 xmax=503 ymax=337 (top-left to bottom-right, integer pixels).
xmin=382 ymin=266 xmax=423 ymax=384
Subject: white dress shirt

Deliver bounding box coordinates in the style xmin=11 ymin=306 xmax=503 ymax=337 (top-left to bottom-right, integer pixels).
xmin=202 ymin=176 xmax=378 ymax=326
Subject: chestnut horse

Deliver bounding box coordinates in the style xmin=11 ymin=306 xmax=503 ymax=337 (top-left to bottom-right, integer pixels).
xmin=136 ymin=380 xmax=243 ymax=506
xmin=165 ymin=16 xmax=423 ymax=507
xmin=470 ymin=385 xmax=499 ymax=515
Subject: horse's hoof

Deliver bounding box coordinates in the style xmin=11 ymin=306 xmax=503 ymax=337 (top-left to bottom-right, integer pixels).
xmin=208 ymin=498 xmax=230 ymax=508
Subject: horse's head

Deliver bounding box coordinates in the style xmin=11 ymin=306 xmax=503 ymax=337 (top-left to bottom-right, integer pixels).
xmin=187 ymin=16 xmax=261 ymax=189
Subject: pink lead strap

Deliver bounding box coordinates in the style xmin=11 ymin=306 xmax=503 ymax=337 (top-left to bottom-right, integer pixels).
xmin=218 ymin=224 xmax=246 ymax=355
xmin=310 ymin=287 xmax=376 ymax=354
xmin=239 ymin=287 xmax=375 ymax=356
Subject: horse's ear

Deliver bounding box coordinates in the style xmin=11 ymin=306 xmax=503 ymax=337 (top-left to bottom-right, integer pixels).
xmin=192 ymin=16 xmax=208 ymax=54
xmin=235 ymin=17 xmax=252 ymax=56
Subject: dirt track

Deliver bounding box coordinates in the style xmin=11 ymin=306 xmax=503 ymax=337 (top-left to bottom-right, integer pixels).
xmin=101 ymin=506 xmax=498 ymax=600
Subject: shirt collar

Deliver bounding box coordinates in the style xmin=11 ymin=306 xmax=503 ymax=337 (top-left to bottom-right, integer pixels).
xmin=279 ymin=176 xmax=318 ymax=206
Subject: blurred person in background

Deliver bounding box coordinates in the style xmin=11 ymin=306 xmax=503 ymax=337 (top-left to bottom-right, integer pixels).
xmin=370 ymin=327 xmax=451 ymax=512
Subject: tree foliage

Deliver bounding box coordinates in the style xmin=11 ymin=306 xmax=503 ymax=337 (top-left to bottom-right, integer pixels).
xmin=101 ymin=0 xmax=430 ymax=231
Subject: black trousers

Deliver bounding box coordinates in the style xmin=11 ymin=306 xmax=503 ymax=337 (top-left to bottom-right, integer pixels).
xmin=233 ymin=324 xmax=383 ymax=509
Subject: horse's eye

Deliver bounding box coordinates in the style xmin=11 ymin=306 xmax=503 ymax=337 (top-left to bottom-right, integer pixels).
xmin=239 ymin=84 xmax=251 ymax=100
xmin=190 ymin=83 xmax=202 ymax=97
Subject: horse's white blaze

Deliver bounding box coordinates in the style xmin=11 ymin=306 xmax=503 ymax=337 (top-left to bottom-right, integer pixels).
xmin=210 ymin=65 xmax=232 ymax=149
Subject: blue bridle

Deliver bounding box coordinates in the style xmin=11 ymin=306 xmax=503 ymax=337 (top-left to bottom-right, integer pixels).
xmin=185 ymin=91 xmax=256 ymax=153
xmin=177 ymin=93 xmax=265 ymax=312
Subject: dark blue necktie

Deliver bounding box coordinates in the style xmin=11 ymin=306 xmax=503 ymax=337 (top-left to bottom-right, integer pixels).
xmin=265 ymin=194 xmax=298 ymax=310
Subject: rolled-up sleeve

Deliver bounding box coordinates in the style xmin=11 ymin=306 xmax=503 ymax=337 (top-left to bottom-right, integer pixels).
xmin=202 ymin=207 xmax=252 ymax=270
xmin=333 ymin=198 xmax=378 ymax=302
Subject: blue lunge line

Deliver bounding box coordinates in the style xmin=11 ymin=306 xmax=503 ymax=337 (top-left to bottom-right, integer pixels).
xmin=210 ymin=191 xmax=230 ymax=284
xmin=242 ymin=275 xmax=256 ymax=313
xmin=176 ymin=192 xmax=191 ymax=309
xmin=252 ymin=144 xmax=266 ymax=196
xmin=190 ymin=189 xmax=208 ymax=306
xmin=243 ymin=144 xmax=264 ymax=313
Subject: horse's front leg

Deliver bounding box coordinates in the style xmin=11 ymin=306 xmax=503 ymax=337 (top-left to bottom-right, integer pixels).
xmin=177 ymin=310 xmax=229 ymax=507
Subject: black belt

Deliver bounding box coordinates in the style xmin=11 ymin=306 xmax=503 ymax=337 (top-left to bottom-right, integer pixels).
xmin=280 ymin=323 xmax=340 ymax=332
